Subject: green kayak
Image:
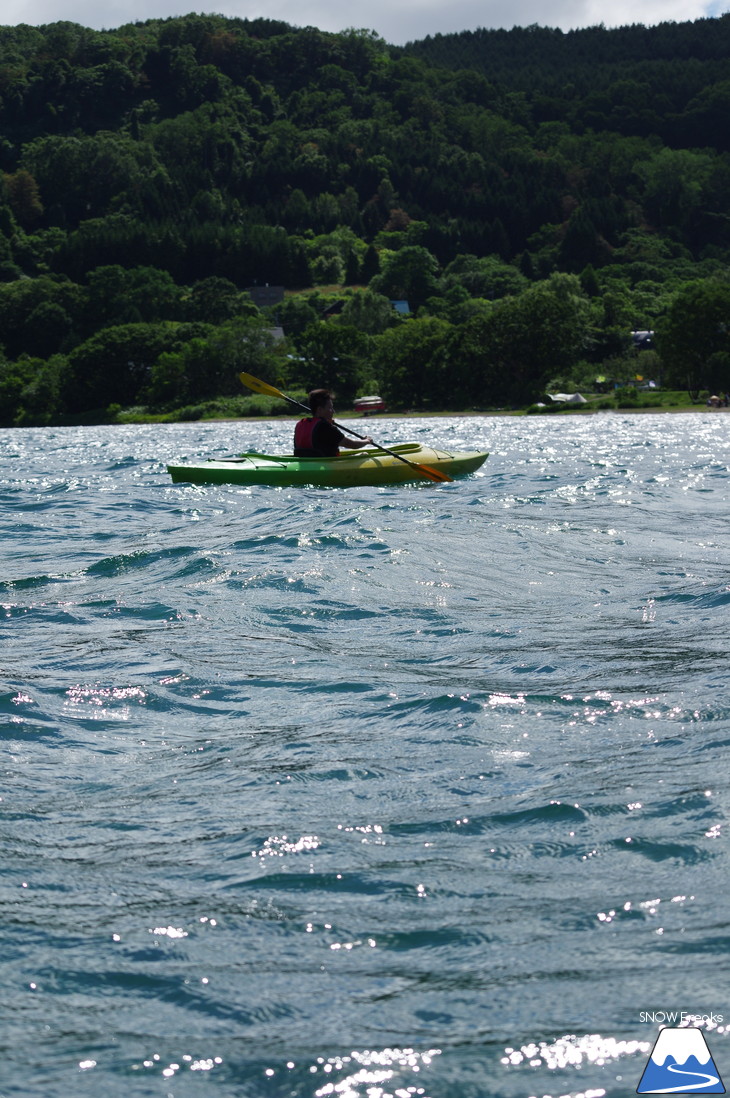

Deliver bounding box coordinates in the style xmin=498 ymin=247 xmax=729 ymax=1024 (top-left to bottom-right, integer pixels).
xmin=167 ymin=443 xmax=488 ymax=488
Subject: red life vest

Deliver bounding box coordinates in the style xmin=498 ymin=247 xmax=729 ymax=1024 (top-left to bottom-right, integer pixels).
xmin=294 ymin=416 xmax=341 ymax=456
xmin=294 ymin=417 xmax=317 ymax=454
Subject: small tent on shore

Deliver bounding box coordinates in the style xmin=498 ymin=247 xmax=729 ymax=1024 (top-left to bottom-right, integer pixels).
xmin=548 ymin=392 xmax=587 ymax=405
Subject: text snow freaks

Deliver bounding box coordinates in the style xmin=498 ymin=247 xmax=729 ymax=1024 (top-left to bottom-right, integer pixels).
xmin=640 ymin=1012 xmax=724 ymax=1025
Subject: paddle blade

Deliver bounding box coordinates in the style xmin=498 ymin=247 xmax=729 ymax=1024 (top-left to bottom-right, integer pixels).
xmin=414 ymin=463 xmax=453 ymax=483
xmin=239 ymin=372 xmax=284 ymax=400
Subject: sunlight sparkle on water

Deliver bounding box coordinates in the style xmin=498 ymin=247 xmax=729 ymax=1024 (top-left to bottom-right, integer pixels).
xmin=150 ymin=925 xmax=188 ymax=939
xmin=252 ymin=834 xmax=321 ymax=858
xmin=502 ymin=1032 xmax=650 ymax=1073
xmin=64 ymin=683 xmax=147 ymax=720
xmin=487 ymin=692 xmax=527 ymax=708
xmin=134 ymin=1053 xmax=223 ymax=1075
xmin=262 ymin=1048 xmax=441 ymax=1098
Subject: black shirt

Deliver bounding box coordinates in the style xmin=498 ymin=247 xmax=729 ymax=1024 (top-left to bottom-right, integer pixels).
xmin=312 ymin=419 xmax=344 ymax=456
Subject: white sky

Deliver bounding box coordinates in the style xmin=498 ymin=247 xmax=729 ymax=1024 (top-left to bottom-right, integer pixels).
xmin=1 ymin=0 xmax=728 ymax=47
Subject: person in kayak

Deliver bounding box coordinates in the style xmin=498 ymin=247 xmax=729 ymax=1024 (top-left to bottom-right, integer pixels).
xmin=293 ymin=389 xmax=373 ymax=457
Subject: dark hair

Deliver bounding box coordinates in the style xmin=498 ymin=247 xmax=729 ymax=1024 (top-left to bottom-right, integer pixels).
xmin=308 ymin=388 xmax=332 ymax=414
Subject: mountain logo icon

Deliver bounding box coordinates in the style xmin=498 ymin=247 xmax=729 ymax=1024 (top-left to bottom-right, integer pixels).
xmin=637 ymin=1027 xmax=725 ymax=1093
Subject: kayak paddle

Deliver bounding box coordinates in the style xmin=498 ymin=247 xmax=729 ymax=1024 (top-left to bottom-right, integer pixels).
xmin=239 ymin=372 xmax=453 ymax=484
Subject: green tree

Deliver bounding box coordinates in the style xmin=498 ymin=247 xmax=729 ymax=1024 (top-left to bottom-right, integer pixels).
xmin=146 ymin=316 xmax=284 ymax=405
xmin=22 ymin=133 xmax=167 ymax=227
xmin=633 ymin=149 xmax=714 ymax=247
xmin=440 ymin=254 xmax=527 ymax=300
xmin=184 ymin=276 xmax=256 ymax=323
xmin=339 ymin=289 xmax=395 ymax=334
xmin=311 ymin=247 xmax=345 ymax=285
xmin=579 ymin=264 xmax=601 ymax=297
xmin=657 ymin=279 xmax=730 ymax=392
xmin=0 ymin=356 xmax=33 ymax=426
xmin=65 ymin=322 xmax=193 ymax=410
xmin=372 ymin=317 xmax=452 ymax=407
xmin=450 ymin=274 xmax=591 ymax=405
xmin=85 ymin=265 xmax=182 ymax=328
xmin=22 ymin=301 xmax=73 ymax=358
xmin=360 ymin=245 xmax=380 ymax=283
xmin=369 ymin=246 xmax=440 ymax=310
xmin=11 ymin=355 xmax=68 ymax=425
xmin=559 ymin=207 xmax=602 ymax=272
xmin=296 ymin=322 xmax=368 ymax=400
xmin=678 ymin=81 xmax=730 ymax=153
xmin=3 ymin=170 xmax=44 ymax=228
xmin=0 ymin=275 xmax=84 ymax=358
xmin=0 ymin=353 xmax=67 ymax=426
xmin=278 ymin=295 xmax=320 ymax=339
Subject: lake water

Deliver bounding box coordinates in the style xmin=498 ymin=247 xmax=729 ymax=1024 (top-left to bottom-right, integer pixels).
xmin=1 ymin=412 xmax=729 ymax=1098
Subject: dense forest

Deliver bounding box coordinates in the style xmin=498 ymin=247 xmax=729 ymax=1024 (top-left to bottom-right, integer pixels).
xmin=0 ymin=12 xmax=729 ymax=424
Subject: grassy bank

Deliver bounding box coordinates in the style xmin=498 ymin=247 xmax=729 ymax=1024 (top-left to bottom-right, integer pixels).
xmin=109 ymin=388 xmax=716 ymax=425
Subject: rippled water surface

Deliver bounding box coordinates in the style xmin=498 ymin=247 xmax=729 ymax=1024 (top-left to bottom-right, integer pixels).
xmin=1 ymin=413 xmax=729 ymax=1098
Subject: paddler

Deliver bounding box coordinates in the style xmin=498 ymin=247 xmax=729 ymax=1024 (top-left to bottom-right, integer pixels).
xmin=293 ymin=389 xmax=373 ymax=457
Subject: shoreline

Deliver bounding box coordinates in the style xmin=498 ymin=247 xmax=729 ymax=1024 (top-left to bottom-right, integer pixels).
xmin=151 ymin=404 xmax=730 ymax=425
xmin=28 ymin=402 xmax=725 ymax=430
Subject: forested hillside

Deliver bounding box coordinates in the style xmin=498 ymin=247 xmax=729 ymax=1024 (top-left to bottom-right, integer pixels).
xmin=0 ymin=13 xmax=729 ymax=424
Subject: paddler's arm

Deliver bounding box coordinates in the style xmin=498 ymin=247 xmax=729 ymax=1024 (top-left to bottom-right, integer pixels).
xmin=339 ymin=435 xmax=373 ymax=449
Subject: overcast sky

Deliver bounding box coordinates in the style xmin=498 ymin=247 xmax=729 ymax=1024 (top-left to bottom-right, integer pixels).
xmin=2 ymin=0 xmax=728 ymax=46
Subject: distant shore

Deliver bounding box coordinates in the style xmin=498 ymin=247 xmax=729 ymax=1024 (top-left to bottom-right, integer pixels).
xmin=179 ymin=405 xmax=730 ymax=426
xmin=220 ymin=402 xmax=730 ymax=421
xmin=110 ymin=394 xmax=730 ymax=428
